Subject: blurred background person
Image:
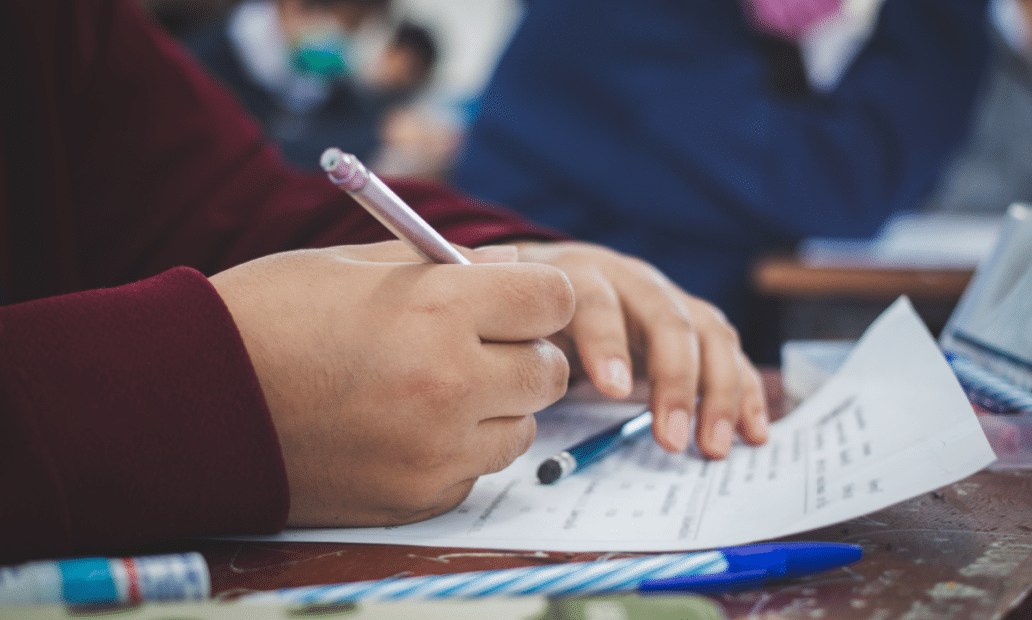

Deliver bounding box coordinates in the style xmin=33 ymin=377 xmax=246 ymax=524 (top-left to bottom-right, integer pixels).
xmin=451 ymin=0 xmax=993 ymax=361
xmin=187 ymin=0 xmax=438 ymax=169
xmin=920 ymin=0 xmax=1032 ymax=214
xmin=137 ymin=0 xmax=237 ymax=36
xmin=366 ymin=21 xmax=467 ymax=179
xmin=362 ymin=21 xmax=438 ymax=107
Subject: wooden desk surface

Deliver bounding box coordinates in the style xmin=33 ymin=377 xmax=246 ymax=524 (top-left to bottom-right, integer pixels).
xmin=753 ymin=254 xmax=973 ymax=301
xmin=171 ymin=372 xmax=1032 ymax=620
xmin=748 ymin=255 xmax=976 ymax=348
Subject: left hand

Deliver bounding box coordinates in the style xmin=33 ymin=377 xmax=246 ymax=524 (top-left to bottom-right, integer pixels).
xmin=516 ymin=241 xmax=769 ymax=459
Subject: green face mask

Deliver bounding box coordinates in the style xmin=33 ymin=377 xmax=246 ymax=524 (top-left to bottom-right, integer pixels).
xmin=290 ymin=29 xmax=354 ymax=79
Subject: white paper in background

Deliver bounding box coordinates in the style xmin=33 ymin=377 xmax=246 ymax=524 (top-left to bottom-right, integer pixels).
xmin=798 ymin=212 xmax=1005 ymax=268
xmin=224 ymin=298 xmax=995 ymax=552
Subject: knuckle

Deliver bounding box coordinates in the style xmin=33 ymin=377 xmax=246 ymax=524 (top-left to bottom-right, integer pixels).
xmin=699 ymin=382 xmax=741 ymax=419
xmin=576 ymin=285 xmax=618 ymax=314
xmin=555 ymin=273 xmax=577 ymax=317
xmin=533 ymin=268 xmax=576 ymax=326
xmin=626 ymin=254 xmax=662 ymax=278
xmin=651 ymin=365 xmax=695 ymax=392
xmin=388 ymin=478 xmax=477 ymax=526
xmin=711 ymin=313 xmax=742 ymax=346
xmin=484 ymin=416 xmax=537 ymax=475
xmin=401 ymin=363 xmax=471 ymax=409
xmin=692 ymin=302 xmax=739 ymax=341
xmin=401 ymin=433 xmax=462 ymax=474
xmin=493 ymin=266 xmax=575 ymax=328
xmin=382 ymin=498 xmax=446 ymax=526
xmin=408 ymin=274 xmax=468 ymax=320
xmin=514 ymin=352 xmax=550 ymax=400
xmin=649 ymin=306 xmax=696 ymax=334
xmin=515 ymin=340 xmax=570 ymax=402
xmin=408 ymin=293 xmax=462 ymax=321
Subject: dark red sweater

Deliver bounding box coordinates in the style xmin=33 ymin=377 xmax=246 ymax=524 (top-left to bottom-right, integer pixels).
xmin=0 ymin=0 xmax=557 ymax=563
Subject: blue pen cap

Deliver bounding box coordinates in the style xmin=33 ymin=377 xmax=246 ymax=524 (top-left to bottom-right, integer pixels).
xmin=719 ymin=542 xmax=862 ymax=579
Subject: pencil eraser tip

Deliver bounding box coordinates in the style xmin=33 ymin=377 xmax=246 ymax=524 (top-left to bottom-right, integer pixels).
xmin=537 ymin=459 xmax=562 ymax=484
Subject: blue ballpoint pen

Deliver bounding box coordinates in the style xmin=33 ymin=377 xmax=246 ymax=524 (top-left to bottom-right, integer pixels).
xmin=537 ymin=409 xmax=653 ymax=484
xmin=638 ymin=542 xmax=862 ymax=593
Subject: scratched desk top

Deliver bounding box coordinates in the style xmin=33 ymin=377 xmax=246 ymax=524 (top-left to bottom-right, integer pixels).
xmin=157 ymin=372 xmax=1032 ymax=620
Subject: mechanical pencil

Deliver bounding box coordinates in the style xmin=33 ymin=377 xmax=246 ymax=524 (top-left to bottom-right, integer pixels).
xmin=537 ymin=409 xmax=653 ymax=484
xmin=241 ymin=542 xmax=861 ymax=603
xmin=0 ymin=552 xmax=209 ymax=608
xmin=320 ymin=147 xmax=470 ymax=265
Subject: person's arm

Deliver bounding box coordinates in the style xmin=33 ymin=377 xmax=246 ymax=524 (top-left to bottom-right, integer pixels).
xmin=0 ymin=0 xmax=769 ymax=562
xmin=0 ymin=268 xmax=289 ymax=564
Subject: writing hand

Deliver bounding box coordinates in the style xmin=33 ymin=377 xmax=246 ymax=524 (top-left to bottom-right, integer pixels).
xmin=209 ymin=241 xmax=574 ymax=527
xmin=516 ymin=242 xmax=769 ymax=459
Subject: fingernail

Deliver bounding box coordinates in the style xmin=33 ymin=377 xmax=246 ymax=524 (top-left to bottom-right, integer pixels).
xmin=472 ymin=245 xmax=519 ymax=263
xmin=710 ymin=419 xmax=733 ymax=457
xmin=665 ymin=409 xmax=691 ymax=452
xmin=603 ymin=358 xmax=632 ymax=396
xmin=754 ymin=411 xmax=769 ymax=441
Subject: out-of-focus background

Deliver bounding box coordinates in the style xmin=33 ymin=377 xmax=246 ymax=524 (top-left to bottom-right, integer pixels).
xmin=137 ymin=0 xmax=524 ymax=178
xmin=138 ymin=0 xmax=1032 ymax=361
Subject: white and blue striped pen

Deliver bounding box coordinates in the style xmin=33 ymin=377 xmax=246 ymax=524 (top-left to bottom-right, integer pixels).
xmin=242 ymin=550 xmax=727 ymax=604
xmin=240 ymin=542 xmax=862 ymax=605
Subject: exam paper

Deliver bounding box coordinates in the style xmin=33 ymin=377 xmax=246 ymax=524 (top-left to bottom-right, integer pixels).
xmin=230 ymin=298 xmax=994 ymax=552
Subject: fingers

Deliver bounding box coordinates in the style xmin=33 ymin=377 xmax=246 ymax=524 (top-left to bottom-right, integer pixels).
xmin=474 ymin=413 xmax=538 ymax=475
xmin=218 ymin=242 xmax=577 ymax=531
xmin=523 ymin=243 xmax=769 ymax=459
xmin=478 ymin=338 xmax=571 ymax=419
xmin=453 ymin=263 xmax=576 ymax=343
xmin=664 ymin=299 xmax=769 ymax=458
xmin=734 ymin=354 xmax=769 ymax=445
xmin=633 ymin=287 xmax=704 ymax=454
xmin=644 ymin=316 xmax=701 ymax=454
xmin=689 ymin=305 xmax=744 ymax=459
xmin=550 ymin=252 xmax=708 ymax=453
xmin=559 ymin=266 xmax=635 ymax=399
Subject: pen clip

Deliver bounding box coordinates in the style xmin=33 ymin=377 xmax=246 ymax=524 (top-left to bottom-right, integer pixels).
xmin=638 ymin=568 xmax=769 ymax=594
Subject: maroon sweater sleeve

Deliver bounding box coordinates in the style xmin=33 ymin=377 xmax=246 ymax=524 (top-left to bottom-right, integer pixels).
xmin=0 ymin=0 xmax=563 ymax=563
xmin=0 ymin=268 xmax=288 ymax=563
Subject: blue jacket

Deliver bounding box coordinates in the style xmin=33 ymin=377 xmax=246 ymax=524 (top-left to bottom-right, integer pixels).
xmin=454 ymin=0 xmax=992 ymax=326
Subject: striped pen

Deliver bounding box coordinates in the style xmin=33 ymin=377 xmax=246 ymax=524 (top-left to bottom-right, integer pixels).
xmin=241 ymin=543 xmax=861 ymax=605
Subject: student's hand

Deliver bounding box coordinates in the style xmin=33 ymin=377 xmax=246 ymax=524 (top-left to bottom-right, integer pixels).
xmin=516 ymin=241 xmax=769 ymax=459
xmin=209 ymin=241 xmax=574 ymax=527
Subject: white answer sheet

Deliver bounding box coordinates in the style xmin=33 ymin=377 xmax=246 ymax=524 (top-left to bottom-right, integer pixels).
xmin=227 ymin=297 xmax=995 ymax=551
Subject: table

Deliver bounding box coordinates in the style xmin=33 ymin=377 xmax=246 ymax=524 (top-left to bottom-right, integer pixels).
xmin=157 ymin=371 xmax=1032 ymax=620
xmin=751 ymin=254 xmax=974 ymax=344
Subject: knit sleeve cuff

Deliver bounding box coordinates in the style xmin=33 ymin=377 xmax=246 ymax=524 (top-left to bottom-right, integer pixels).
xmin=0 ymin=267 xmax=289 ymax=562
